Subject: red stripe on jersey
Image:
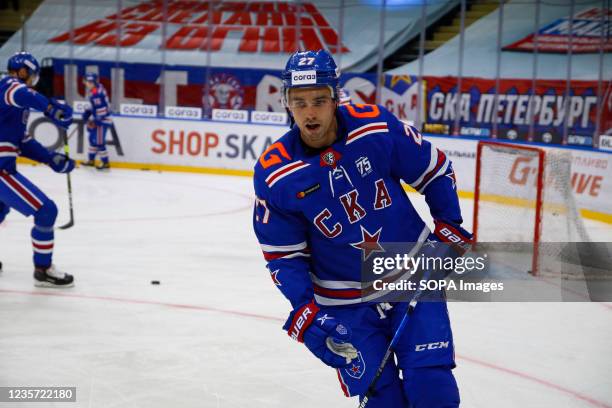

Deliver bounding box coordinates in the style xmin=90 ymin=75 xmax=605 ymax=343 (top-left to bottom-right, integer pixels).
xmin=263 ymin=248 xmax=310 ymax=261
xmin=313 ymin=284 xmax=362 ymax=299
xmin=266 ymin=161 xmax=307 ymax=186
xmin=0 ymin=173 xmax=43 ymax=210
xmin=414 ymin=149 xmax=447 ymax=192
xmin=347 ymin=124 xmax=388 ymax=142
xmin=0 ymin=146 xmax=18 ymax=153
xmin=337 ymin=369 xmax=350 ymax=397
xmin=33 ymin=242 xmax=54 ymax=250
xmin=5 ymin=82 xmax=21 ymax=106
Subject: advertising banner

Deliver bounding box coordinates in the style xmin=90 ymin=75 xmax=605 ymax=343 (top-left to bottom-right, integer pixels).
xmin=423 ymin=76 xmax=609 ymax=145
xmin=52 ymin=58 xmax=424 ymax=124
xmin=0 ymin=0 xmax=455 ymax=72
xmin=26 ymin=113 xmax=611 ymax=221
xmin=503 ymin=7 xmax=611 ymax=54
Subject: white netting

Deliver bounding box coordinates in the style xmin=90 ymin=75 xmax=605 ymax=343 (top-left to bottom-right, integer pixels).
xmin=474 ymin=142 xmax=602 ymax=278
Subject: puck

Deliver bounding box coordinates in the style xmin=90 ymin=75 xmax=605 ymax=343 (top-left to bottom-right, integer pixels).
xmin=151 ymin=280 xmax=160 ymax=285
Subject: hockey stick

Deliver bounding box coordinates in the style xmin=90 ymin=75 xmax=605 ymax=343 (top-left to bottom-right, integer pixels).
xmin=57 ymin=126 xmax=77 ymax=230
xmin=358 ymin=266 xmax=433 ymax=408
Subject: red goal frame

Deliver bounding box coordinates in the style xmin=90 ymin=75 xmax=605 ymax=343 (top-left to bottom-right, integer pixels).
xmin=473 ymin=141 xmax=546 ymax=275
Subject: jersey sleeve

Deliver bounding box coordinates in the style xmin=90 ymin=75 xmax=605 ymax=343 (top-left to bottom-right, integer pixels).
xmin=253 ymin=172 xmax=314 ymax=310
xmin=19 ymin=134 xmax=52 ymax=164
xmin=386 ymin=110 xmax=464 ymax=225
xmin=8 ymin=83 xmax=49 ymax=112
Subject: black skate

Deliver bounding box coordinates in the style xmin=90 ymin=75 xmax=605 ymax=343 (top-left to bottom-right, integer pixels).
xmin=81 ymin=160 xmax=95 ymax=167
xmin=96 ymin=162 xmax=110 ymax=171
xmin=34 ymin=265 xmax=74 ymax=288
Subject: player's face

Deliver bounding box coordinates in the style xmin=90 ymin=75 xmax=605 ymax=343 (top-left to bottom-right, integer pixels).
xmin=15 ymin=68 xmax=38 ymax=87
xmin=84 ymin=80 xmax=95 ymax=91
xmin=288 ymin=87 xmax=337 ymax=149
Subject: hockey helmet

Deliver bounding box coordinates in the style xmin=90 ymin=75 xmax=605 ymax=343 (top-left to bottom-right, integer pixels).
xmin=7 ymin=51 xmax=40 ymax=85
xmin=281 ymin=49 xmax=340 ymax=106
xmin=83 ymin=72 xmax=98 ymax=84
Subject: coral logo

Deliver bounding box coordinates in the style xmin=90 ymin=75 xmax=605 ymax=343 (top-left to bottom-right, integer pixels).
xmin=292 ymin=70 xmax=317 ymax=85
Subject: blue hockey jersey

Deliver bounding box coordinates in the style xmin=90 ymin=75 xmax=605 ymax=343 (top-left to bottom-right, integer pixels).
xmin=253 ymin=104 xmax=463 ymax=308
xmin=0 ymin=76 xmax=54 ymax=173
xmin=84 ymin=83 xmax=111 ymax=125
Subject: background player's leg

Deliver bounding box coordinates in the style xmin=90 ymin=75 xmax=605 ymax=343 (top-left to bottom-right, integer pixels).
xmin=0 ymin=201 xmax=7 ymax=273
xmin=0 ymin=201 xmax=9 ymax=223
xmin=391 ymin=300 xmax=458 ymax=407
xmin=96 ymin=125 xmax=110 ymax=170
xmin=83 ymin=124 xmax=98 ymax=166
xmin=0 ymin=171 xmax=73 ymax=287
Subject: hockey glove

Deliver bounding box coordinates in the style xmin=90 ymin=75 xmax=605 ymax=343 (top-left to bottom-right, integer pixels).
xmin=45 ymin=99 xmax=73 ymax=130
xmin=82 ymin=109 xmax=92 ymax=122
xmin=433 ymin=219 xmax=472 ymax=257
xmin=284 ymin=301 xmax=358 ymax=368
xmin=49 ymin=153 xmax=75 ymax=174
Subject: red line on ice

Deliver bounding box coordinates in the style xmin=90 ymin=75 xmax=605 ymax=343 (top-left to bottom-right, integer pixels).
xmin=1 ymin=288 xmax=610 ymax=408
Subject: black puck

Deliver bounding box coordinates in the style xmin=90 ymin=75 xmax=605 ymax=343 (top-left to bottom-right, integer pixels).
xmin=151 ymin=280 xmax=160 ymax=285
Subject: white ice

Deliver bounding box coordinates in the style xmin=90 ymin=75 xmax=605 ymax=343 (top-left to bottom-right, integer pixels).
xmin=1 ymin=165 xmax=611 ymax=408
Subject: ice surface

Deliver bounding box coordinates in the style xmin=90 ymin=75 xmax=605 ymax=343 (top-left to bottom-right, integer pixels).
xmin=1 ymin=165 xmax=611 ymax=408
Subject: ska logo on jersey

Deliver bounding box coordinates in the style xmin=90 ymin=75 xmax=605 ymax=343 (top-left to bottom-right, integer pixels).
xmin=296 ymin=183 xmax=320 ymax=199
xmin=355 ymin=156 xmax=372 ymax=177
xmin=320 ymin=147 xmax=342 ymax=168
xmin=345 ymin=351 xmax=366 ymax=379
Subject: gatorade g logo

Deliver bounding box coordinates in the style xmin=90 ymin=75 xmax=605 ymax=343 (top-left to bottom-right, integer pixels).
xmin=292 ymin=70 xmax=317 ymax=85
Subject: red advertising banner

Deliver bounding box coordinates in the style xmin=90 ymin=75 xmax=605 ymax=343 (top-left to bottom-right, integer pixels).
xmin=49 ymin=1 xmax=349 ymax=54
xmin=503 ymin=7 xmax=611 ymax=54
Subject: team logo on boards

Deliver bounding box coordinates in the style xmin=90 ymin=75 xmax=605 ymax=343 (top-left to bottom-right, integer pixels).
xmin=206 ymin=73 xmax=244 ymax=110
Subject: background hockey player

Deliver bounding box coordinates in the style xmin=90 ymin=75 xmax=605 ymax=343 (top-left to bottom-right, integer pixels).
xmin=81 ymin=73 xmax=112 ymax=170
xmin=0 ymin=51 xmax=75 ymax=287
xmin=253 ymin=50 xmax=471 ymax=407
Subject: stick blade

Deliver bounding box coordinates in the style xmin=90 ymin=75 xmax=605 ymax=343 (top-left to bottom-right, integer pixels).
xmin=57 ymin=220 xmax=74 ymax=230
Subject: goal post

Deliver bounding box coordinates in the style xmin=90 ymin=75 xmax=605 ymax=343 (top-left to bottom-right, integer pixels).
xmin=472 ymin=140 xmax=594 ymax=277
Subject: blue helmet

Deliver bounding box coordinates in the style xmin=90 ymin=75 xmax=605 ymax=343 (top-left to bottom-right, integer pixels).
xmin=83 ymin=72 xmax=98 ymax=84
xmin=281 ymin=49 xmax=340 ymax=105
xmin=7 ymin=51 xmax=40 ymax=85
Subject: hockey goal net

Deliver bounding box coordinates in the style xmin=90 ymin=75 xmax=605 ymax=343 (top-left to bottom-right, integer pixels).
xmin=473 ymin=141 xmax=593 ymax=277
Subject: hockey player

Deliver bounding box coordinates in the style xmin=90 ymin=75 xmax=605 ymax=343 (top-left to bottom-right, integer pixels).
xmin=253 ymin=50 xmax=471 ymax=407
xmin=0 ymin=51 xmax=75 ymax=287
xmin=81 ymin=73 xmax=112 ymax=170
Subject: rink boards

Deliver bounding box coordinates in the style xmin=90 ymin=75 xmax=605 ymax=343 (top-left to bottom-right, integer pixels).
xmin=23 ymin=112 xmax=612 ymax=224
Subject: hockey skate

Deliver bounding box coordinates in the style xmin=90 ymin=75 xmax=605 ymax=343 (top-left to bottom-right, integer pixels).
xmin=81 ymin=159 xmax=95 ymax=167
xmin=34 ymin=265 xmax=74 ymax=288
xmin=96 ymin=162 xmax=110 ymax=171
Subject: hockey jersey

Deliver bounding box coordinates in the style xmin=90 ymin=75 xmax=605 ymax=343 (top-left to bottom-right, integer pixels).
xmin=253 ymin=104 xmax=463 ymax=308
xmin=0 ymin=76 xmax=54 ymax=173
xmin=84 ymin=83 xmax=112 ymax=125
